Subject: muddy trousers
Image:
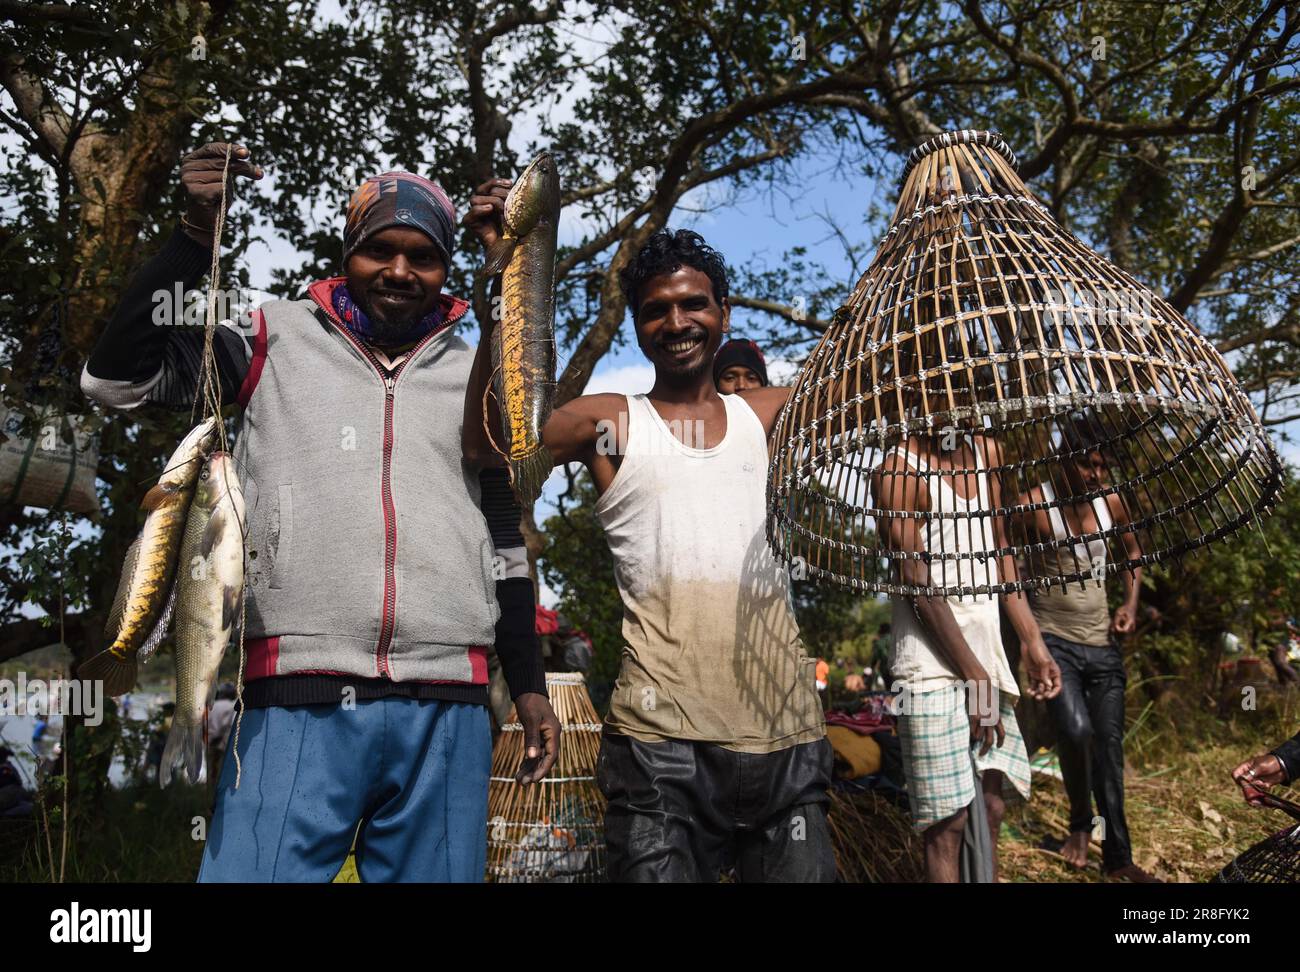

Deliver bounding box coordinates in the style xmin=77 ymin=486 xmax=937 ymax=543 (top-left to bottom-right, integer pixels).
xmin=1044 ymin=634 xmax=1133 ymax=871
xmin=596 ymin=731 xmax=836 ymax=883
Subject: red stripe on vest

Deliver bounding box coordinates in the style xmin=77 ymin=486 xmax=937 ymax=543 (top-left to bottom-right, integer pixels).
xmin=468 ymin=645 xmax=488 ymax=684
xmin=245 ymin=636 xmax=280 ymax=681
xmin=236 ymin=308 xmax=268 ymax=408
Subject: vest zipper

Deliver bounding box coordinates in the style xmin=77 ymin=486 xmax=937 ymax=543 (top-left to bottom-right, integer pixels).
xmin=313 ymin=301 xmax=450 ymax=680
xmin=377 ymin=372 xmax=397 ymax=677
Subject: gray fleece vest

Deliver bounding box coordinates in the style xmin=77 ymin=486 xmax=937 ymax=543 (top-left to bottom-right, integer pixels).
xmin=233 ymin=291 xmax=499 ymax=684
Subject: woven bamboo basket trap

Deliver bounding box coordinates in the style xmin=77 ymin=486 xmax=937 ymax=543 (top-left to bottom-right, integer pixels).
xmin=1212 ymin=792 xmax=1300 ymax=883
xmin=768 ymin=129 xmax=1283 ymax=596
xmin=485 ymin=672 xmax=606 ymax=882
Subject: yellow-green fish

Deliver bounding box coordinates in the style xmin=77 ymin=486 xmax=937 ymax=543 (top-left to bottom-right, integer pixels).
xmin=162 ymin=452 xmax=245 ymax=787
xmin=80 ymin=416 xmax=217 ymax=696
xmin=481 ymin=151 xmax=560 ymax=505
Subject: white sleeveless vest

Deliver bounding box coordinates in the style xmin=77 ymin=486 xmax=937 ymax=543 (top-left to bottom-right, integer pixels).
xmin=886 ymin=440 xmax=1020 ymax=698
xmin=594 ymin=393 xmax=824 ymax=753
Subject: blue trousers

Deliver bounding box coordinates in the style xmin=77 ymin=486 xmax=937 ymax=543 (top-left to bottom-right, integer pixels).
xmin=198 ymin=698 xmax=491 ymax=882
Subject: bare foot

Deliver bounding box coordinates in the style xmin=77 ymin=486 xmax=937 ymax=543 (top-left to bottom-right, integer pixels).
xmin=1104 ymin=863 xmax=1163 ymax=883
xmin=1062 ymin=831 xmax=1089 ymax=869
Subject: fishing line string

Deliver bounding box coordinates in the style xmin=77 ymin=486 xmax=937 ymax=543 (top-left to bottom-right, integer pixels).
xmin=192 ymin=144 xmax=248 ymax=789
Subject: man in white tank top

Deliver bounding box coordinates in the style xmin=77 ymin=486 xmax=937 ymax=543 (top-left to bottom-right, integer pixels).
xmin=874 ymin=434 xmax=1062 ymax=882
xmin=1015 ymin=423 xmax=1158 ymax=882
xmin=464 ymin=227 xmax=833 ymax=882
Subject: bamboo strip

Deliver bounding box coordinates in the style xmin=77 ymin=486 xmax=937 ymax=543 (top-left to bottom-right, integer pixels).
xmin=485 ymin=672 xmax=607 ymax=882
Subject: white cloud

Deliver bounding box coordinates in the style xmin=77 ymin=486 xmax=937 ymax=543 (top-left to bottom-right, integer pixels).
xmin=582 ymin=362 xmax=655 ymax=396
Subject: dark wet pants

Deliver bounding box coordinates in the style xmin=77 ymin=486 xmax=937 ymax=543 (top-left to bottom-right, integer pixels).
xmin=1045 ymin=633 xmax=1133 ymax=871
xmin=596 ymin=731 xmax=837 ymax=883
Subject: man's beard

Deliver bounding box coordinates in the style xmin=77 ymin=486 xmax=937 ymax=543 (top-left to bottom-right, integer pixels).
xmin=357 ymin=293 xmax=424 ymax=346
xmin=652 ymin=328 xmax=714 ymax=382
xmin=661 ymin=353 xmax=711 ymax=382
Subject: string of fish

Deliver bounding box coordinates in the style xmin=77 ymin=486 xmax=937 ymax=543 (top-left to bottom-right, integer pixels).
xmin=193 ymin=145 xmax=251 ymax=790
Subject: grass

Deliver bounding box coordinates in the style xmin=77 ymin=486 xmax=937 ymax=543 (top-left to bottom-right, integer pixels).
xmin=1000 ymin=687 xmax=1299 ymax=883
xmin=1 ymin=780 xmax=210 ymax=883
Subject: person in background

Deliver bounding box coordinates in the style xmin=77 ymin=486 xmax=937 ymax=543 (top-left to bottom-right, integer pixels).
xmin=815 ymin=658 xmax=830 ymax=693
xmin=1232 ymin=729 xmax=1300 ymax=804
xmin=0 ymin=746 xmax=34 ymax=818
xmin=145 ymin=702 xmax=176 ymax=784
xmin=871 ymin=622 xmax=893 ymax=691
xmin=30 ymin=713 xmax=47 ymax=756
xmin=713 ymin=338 xmax=768 ymax=393
xmin=874 ymin=431 xmax=1060 ymax=882
xmin=1014 ymin=419 xmax=1157 ymax=883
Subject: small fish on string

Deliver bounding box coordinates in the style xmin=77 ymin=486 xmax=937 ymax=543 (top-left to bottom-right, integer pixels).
xmin=78 ymin=415 xmax=217 ymax=696
xmin=161 ymin=450 xmax=246 ymax=787
xmin=81 ymin=144 xmax=254 ymax=789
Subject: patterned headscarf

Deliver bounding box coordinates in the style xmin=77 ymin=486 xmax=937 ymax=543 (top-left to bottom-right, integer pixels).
xmin=343 ymin=171 xmax=457 ymax=269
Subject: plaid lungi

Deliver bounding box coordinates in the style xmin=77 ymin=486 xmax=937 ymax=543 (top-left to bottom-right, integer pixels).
xmin=896 ymin=683 xmax=1031 ymax=832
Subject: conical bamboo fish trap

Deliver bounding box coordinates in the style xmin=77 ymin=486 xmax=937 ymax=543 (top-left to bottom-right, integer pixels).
xmin=485 ymin=672 xmax=606 ymax=882
xmin=769 ymin=129 xmax=1283 ymax=596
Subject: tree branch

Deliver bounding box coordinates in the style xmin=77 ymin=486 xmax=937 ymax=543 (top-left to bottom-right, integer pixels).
xmin=730 ymin=294 xmax=829 ymax=334
xmin=0 ymin=53 xmax=73 ymax=159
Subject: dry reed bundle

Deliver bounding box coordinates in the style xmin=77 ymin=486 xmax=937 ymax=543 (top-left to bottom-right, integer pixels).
xmin=768 ymin=129 xmax=1283 ymax=596
xmin=826 ymin=787 xmax=924 ymax=883
xmin=485 ymin=672 xmax=606 ymax=882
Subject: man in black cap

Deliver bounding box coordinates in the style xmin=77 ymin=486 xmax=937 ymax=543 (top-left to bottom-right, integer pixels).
xmin=713 ymin=337 xmax=769 ymax=394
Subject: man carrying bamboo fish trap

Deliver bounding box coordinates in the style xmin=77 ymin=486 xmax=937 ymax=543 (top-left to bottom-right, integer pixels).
xmin=463 ymin=200 xmax=835 ymax=881
xmin=78 ymin=142 xmax=559 ymax=882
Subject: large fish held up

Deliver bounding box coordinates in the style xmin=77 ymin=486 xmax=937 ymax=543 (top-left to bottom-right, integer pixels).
xmin=481 ymin=151 xmax=560 ymax=506
xmin=161 ymin=451 xmax=246 ymax=787
xmin=80 ymin=417 xmax=218 ymax=697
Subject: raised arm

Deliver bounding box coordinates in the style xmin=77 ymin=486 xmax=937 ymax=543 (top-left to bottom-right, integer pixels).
xmin=81 ymin=142 xmax=263 ymax=412
xmin=542 ymin=393 xmax=628 ymax=474
xmin=735 ymin=385 xmax=793 ymax=441
xmin=460 ymin=177 xmax=512 ymax=467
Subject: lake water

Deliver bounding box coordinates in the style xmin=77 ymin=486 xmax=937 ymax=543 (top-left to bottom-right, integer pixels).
xmin=0 ymin=691 xmax=177 ymax=789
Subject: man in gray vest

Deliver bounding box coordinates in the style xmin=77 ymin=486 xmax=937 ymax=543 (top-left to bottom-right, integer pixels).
xmin=80 ymin=142 xmax=558 ymax=882
xmin=1016 ymin=418 xmax=1158 ymax=882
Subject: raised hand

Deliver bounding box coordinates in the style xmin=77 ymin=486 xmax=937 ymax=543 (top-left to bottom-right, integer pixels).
xmin=180 ymin=142 xmax=264 ymax=247
xmin=462 ymin=177 xmax=512 ymax=251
